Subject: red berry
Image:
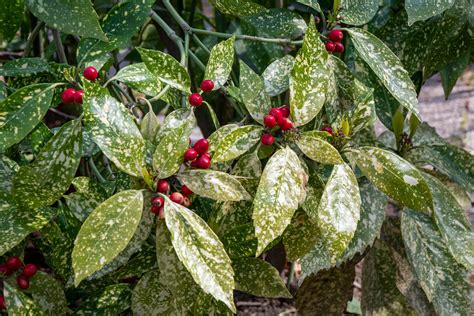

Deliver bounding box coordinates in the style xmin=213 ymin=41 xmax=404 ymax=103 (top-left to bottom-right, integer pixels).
xmin=183 ymin=196 xmax=191 ymax=207
xmin=181 ymin=185 xmax=193 ymax=196
xmin=264 ymin=115 xmax=277 ymax=128
xmin=151 ymin=196 xmax=165 ymax=208
xmin=184 ymin=148 xmax=198 ymax=161
xmin=202 ymin=152 xmax=212 ymax=159
xmin=61 ymin=88 xmax=76 ymax=104
xmin=269 ymin=108 xmax=283 ymax=120
xmin=278 ymin=117 xmax=293 ymax=131
xmin=328 ymin=29 xmax=344 ymax=42
xmin=150 ymin=205 xmax=161 ymax=214
xmin=321 ymin=126 xmax=333 ymax=135
xmin=325 ymin=42 xmax=335 ymax=52
xmin=16 ymin=276 xmax=29 ymax=289
xmin=74 ymin=90 xmax=84 ymax=104
xmin=83 ymin=66 xmax=98 ymax=81
xmin=279 ymin=106 xmax=290 ymax=118
xmin=0 ymin=295 xmax=5 ymax=310
xmin=0 ymin=264 xmax=11 ymax=276
xmin=6 ymin=256 xmax=22 ymax=271
xmin=157 ymin=180 xmax=170 ymax=193
xmin=21 ymin=264 xmax=37 ymax=278
xmin=170 ymin=192 xmax=184 ymax=204
xmin=200 ymin=80 xmax=214 ymax=92
xmin=334 ymin=42 xmax=344 ymax=53
xmin=193 ymin=138 xmax=209 ymax=154
xmin=190 ymin=160 xmax=199 ymax=168
xmin=196 ymin=155 xmax=211 ymax=169
xmin=188 ymin=93 xmax=203 ymax=107
xmin=261 ymin=133 xmax=275 ymax=146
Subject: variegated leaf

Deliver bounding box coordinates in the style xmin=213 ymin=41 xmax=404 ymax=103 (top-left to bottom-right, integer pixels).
xmin=112 ymin=63 xmax=162 ymax=96
xmin=179 ymin=169 xmax=251 ymax=201
xmin=340 ymin=0 xmax=379 ymax=25
xmin=0 ymin=58 xmax=51 ymax=77
xmin=64 ymin=177 xmax=109 ymax=221
xmin=131 ymin=269 xmax=175 ymax=315
xmin=0 ymin=195 xmax=56 ymax=256
xmin=72 ymin=190 xmax=144 ymax=286
xmin=12 ymin=119 xmax=82 ymax=209
xmin=113 ymin=244 xmax=156 ymax=281
xmin=153 ymin=110 xmax=195 ymax=178
xmin=74 ymin=284 xmax=131 ymax=315
xmin=405 ymin=0 xmax=455 ymax=25
xmin=348 ymin=146 xmax=432 ymax=212
xmin=204 ymin=37 xmax=235 ymax=90
xmin=212 ymin=125 xmax=263 ymax=163
xmin=423 ymin=174 xmax=474 ymax=270
xmin=209 ymin=0 xmax=265 ymax=17
xmin=401 ymin=210 xmax=470 ymax=316
xmin=283 ymin=210 xmax=319 ymax=261
xmin=221 ymin=223 xmax=258 ymax=259
xmin=243 ymin=9 xmax=307 ymax=39
xmin=252 ymin=147 xmax=307 ymax=255
xmin=0 ymin=83 xmax=58 ymax=152
xmin=192 ymin=292 xmax=233 ymax=315
xmin=0 ymin=155 xmax=19 ymax=194
xmin=262 ymin=55 xmax=294 ymax=96
xmin=208 ymin=124 xmax=239 ymax=153
xmin=290 ymin=19 xmax=329 ymax=126
xmin=232 ymin=152 xmax=262 ymax=178
xmin=162 ymin=196 xmax=236 ymax=312
xmin=0 ymin=0 xmax=24 ymax=40
xmin=26 ymin=0 xmax=107 ymax=41
xmin=137 ymin=47 xmax=190 ymax=93
xmin=297 ymin=0 xmax=321 ymax=12
xmin=29 ymin=272 xmax=68 ymax=315
xmin=233 ymin=257 xmax=291 ymax=298
xmin=296 ymin=131 xmax=343 ymax=164
xmin=347 ymin=28 xmax=420 ymax=119
xmin=3 ymin=282 xmax=45 ymax=315
xmin=239 ymin=62 xmax=271 ymax=123
xmin=140 ymin=106 xmax=160 ymax=142
xmin=83 ymin=83 xmax=145 ymax=178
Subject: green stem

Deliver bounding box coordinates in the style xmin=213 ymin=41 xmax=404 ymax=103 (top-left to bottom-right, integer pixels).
xmin=88 ymin=157 xmax=106 ymax=183
xmin=111 ymin=81 xmax=134 ymax=103
xmin=52 ymin=29 xmax=68 ymax=64
xmin=150 ymin=11 xmax=186 ymax=65
xmin=24 ymin=21 xmax=44 ymax=57
xmin=192 ymin=34 xmax=211 ymax=54
xmin=149 ymin=85 xmax=171 ymax=102
xmin=184 ymin=32 xmax=190 ymax=67
xmin=287 ymin=261 xmax=296 ymax=288
xmin=189 ymin=51 xmax=206 ymax=71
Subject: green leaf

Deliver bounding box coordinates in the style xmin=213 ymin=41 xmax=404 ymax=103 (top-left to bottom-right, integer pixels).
xmin=283 ymin=210 xmax=319 ymax=261
xmin=179 ymin=169 xmax=251 ymax=201
xmin=0 ymin=195 xmax=56 ymax=256
xmin=233 ymin=257 xmax=291 ymax=298
xmin=26 ymin=0 xmax=106 ymax=41
xmin=232 ymin=152 xmax=262 ymax=178
xmin=3 ymin=282 xmax=45 ymax=315
xmin=140 ymin=108 xmax=160 ymax=142
xmin=297 ymin=0 xmax=321 ymax=12
xmin=153 ymin=110 xmax=195 ymax=178
xmin=209 ymin=124 xmax=239 ymax=153
xmin=347 ymin=28 xmax=420 ymax=120
xmin=131 ymin=269 xmax=175 ymax=315
xmin=74 ymin=284 xmax=131 ymax=315
xmin=29 ymin=272 xmax=68 ymax=315
xmin=0 ymin=58 xmax=51 ymax=77
xmin=112 ymin=63 xmax=162 ymax=96
xmin=348 ymin=146 xmax=432 ymax=212
xmin=440 ymin=51 xmax=469 ymax=99
xmin=296 ymin=261 xmax=356 ymax=315
xmin=243 ymin=9 xmax=307 ymax=39
xmin=162 ymin=195 xmax=236 ymax=312
xmin=296 ymin=131 xmax=343 ymax=164
xmin=13 ymin=119 xmax=82 ymax=209
xmin=65 ymin=177 xmax=109 ymax=221
xmin=290 ymin=19 xmax=329 ymax=126
xmin=423 ymin=174 xmax=474 ymax=270
xmin=304 ymin=164 xmax=361 ymax=271
xmin=221 ymin=223 xmax=258 ymax=259
xmin=0 ymin=83 xmax=58 ymax=152
xmin=253 ymin=147 xmax=307 ymax=255
xmin=0 ymin=155 xmax=19 ymax=194
xmin=137 ymin=47 xmax=191 ymax=93
xmin=239 ymin=62 xmax=271 ymax=123
xmin=401 ymin=210 xmax=470 ymax=316
xmin=262 ymin=55 xmax=294 ymax=97
xmin=72 ymin=190 xmax=144 ymax=286
xmin=83 ymin=84 xmax=145 ymax=178
xmin=204 ymin=37 xmax=235 ymax=90
xmin=340 ymin=0 xmax=379 ymax=25
xmin=405 ymin=0 xmax=455 ymax=25
xmin=361 ymin=240 xmax=417 ymax=315
xmin=212 ymin=125 xmax=263 ymax=163
xmin=209 ymin=0 xmax=265 ymax=17
xmin=0 ymin=0 xmax=24 ymax=40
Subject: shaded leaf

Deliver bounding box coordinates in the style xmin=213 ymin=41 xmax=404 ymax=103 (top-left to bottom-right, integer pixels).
xmin=221 ymin=223 xmax=258 ymax=259
xmin=131 ymin=269 xmax=175 ymax=315
xmin=405 ymin=0 xmax=455 ymax=25
xmin=72 ymin=190 xmax=144 ymax=286
xmin=0 ymin=155 xmax=19 ymax=194
xmin=0 ymin=0 xmax=24 ymax=40
xmin=297 ymin=0 xmax=321 ymax=12
xmin=244 ymin=9 xmax=307 ymax=39
xmin=283 ymin=210 xmax=319 ymax=261
xmin=112 ymin=63 xmax=162 ymax=96
xmin=0 ymin=58 xmax=51 ymax=77
xmin=3 ymin=282 xmax=45 ymax=315
xmin=340 ymin=0 xmax=379 ymax=25
xmin=296 ymin=131 xmax=343 ymax=164
xmin=440 ymin=51 xmax=469 ymax=99
xmin=209 ymin=0 xmax=265 ymax=17
xmin=29 ymin=272 xmax=67 ymax=315
xmin=205 ymin=37 xmax=235 ymax=90
xmin=75 ymin=284 xmax=131 ymax=315
xmin=239 ymin=62 xmax=271 ymax=123
xmin=263 ymin=55 xmax=294 ymax=97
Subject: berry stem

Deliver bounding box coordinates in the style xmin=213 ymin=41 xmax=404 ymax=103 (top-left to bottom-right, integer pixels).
xmin=87 ymin=157 xmax=106 ymax=183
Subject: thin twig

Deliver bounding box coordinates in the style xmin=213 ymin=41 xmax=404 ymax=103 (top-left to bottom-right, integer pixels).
xmin=48 ymin=108 xmax=78 ymax=120
xmin=24 ymin=21 xmax=44 ymax=57
xmin=52 ymin=29 xmax=68 ymax=64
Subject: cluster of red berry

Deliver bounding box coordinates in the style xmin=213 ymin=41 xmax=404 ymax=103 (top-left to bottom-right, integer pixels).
xmin=60 ymin=66 xmax=98 ymax=105
xmin=325 ymin=29 xmax=345 ymax=53
xmin=261 ymin=106 xmax=293 ymax=146
xmin=321 ymin=125 xmax=333 ymax=135
xmin=184 ymin=138 xmax=211 ymax=169
xmin=188 ymin=79 xmax=214 ymax=107
xmin=0 ymin=256 xmax=38 ymax=308
xmin=149 ymin=179 xmax=194 ymax=217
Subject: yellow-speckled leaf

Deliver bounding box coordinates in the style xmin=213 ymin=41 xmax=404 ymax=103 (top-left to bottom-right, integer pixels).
xmin=29 ymin=272 xmax=67 ymax=315
xmin=253 ymin=147 xmax=307 ymax=255
xmin=296 ymin=131 xmax=343 ymax=164
xmin=213 ymin=125 xmax=263 ymax=163
xmin=205 ymin=37 xmax=235 ymax=90
xmin=209 ymin=0 xmax=265 ymax=17
xmin=239 ymin=62 xmax=271 ymax=124
xmin=3 ymin=282 xmax=45 ymax=315
xmin=112 ymin=63 xmax=162 ymax=96
xmin=72 ymin=190 xmax=144 ymax=286
xmin=263 ymin=55 xmax=295 ymax=97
